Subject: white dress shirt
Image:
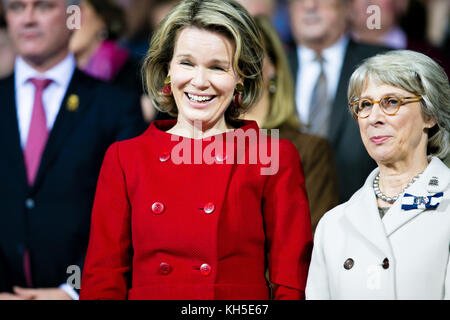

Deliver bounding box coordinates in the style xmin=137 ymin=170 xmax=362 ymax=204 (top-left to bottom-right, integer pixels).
xmin=14 ymin=54 xmax=79 ymax=299
xmin=15 ymin=54 xmax=76 ymax=149
xmin=295 ymin=35 xmax=349 ymax=126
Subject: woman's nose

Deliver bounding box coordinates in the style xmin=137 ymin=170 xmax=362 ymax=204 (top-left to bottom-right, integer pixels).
xmin=191 ymin=68 xmax=209 ymax=89
xmin=367 ymin=102 xmax=385 ymax=123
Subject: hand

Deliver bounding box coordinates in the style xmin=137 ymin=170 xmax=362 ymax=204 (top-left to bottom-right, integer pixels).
xmin=0 ymin=292 xmax=25 ymax=300
xmin=13 ymin=286 xmax=73 ymax=300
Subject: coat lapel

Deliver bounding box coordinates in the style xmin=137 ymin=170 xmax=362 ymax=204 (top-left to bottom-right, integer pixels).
xmin=382 ymin=157 xmax=450 ymax=237
xmin=32 ymin=69 xmax=94 ymax=190
xmin=343 ymin=168 xmax=394 ymax=256
xmin=0 ymin=74 xmax=29 ymax=188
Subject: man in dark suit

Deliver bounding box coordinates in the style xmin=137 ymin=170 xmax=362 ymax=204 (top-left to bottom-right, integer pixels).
xmin=287 ymin=0 xmax=389 ymax=203
xmin=0 ymin=0 xmax=146 ymax=299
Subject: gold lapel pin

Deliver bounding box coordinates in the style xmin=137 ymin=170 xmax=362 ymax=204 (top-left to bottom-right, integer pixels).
xmin=67 ymin=94 xmax=79 ymax=112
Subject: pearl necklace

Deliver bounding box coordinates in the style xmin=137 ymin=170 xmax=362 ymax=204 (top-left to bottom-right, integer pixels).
xmin=373 ymin=172 xmax=422 ymax=204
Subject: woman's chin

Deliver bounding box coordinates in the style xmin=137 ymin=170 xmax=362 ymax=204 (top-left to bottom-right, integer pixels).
xmin=368 ymin=148 xmax=396 ymax=164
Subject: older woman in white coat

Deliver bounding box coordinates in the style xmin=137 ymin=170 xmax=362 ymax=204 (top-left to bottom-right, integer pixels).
xmin=306 ymin=50 xmax=450 ymax=300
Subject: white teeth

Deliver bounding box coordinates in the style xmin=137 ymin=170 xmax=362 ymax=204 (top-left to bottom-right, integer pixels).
xmin=187 ymin=93 xmax=213 ymax=102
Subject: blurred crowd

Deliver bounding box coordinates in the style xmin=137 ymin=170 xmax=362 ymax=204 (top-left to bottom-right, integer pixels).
xmin=1 ymin=0 xmax=448 ymax=130
xmin=1 ymin=0 xmax=448 ymax=81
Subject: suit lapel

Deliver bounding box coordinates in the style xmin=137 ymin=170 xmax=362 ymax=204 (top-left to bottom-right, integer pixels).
xmin=0 ymin=74 xmax=29 ymax=188
xmin=343 ymin=168 xmax=394 ymax=256
xmin=33 ymin=69 xmax=94 ymax=190
xmin=287 ymin=46 xmax=299 ymax=85
xmin=327 ymin=40 xmax=357 ymax=144
xmin=382 ymin=157 xmax=450 ymax=237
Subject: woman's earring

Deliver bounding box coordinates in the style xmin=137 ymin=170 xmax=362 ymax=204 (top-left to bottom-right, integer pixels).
xmin=234 ymin=83 xmax=244 ymax=107
xmin=162 ymin=76 xmax=172 ymax=95
xmin=269 ymin=76 xmax=277 ymax=94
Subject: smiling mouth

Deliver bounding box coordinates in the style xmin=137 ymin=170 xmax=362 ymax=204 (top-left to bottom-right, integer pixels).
xmin=370 ymin=136 xmax=391 ymax=144
xmin=186 ymin=93 xmax=215 ymax=103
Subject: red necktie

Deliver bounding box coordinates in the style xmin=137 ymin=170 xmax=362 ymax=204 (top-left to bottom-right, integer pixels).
xmin=23 ymin=78 xmax=51 ymax=288
xmin=24 ymin=78 xmax=52 ymax=186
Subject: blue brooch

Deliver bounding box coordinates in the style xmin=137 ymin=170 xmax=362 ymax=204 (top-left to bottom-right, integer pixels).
xmin=401 ymin=192 xmax=444 ymax=210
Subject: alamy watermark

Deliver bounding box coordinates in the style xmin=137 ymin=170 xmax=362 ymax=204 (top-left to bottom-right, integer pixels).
xmin=167 ymin=121 xmax=280 ymax=176
xmin=66 ymin=5 xmax=81 ymax=30
xmin=66 ymin=265 xmax=81 ymax=290
xmin=366 ymin=5 xmax=381 ymax=30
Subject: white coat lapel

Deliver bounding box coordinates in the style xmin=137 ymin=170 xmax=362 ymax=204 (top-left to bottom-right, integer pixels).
xmin=383 ymin=157 xmax=450 ymax=237
xmin=343 ymin=168 xmax=393 ymax=256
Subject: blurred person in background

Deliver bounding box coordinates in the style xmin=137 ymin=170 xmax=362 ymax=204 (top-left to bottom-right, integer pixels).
xmin=148 ymin=0 xmax=180 ymax=31
xmin=141 ymin=0 xmax=180 ymax=123
xmin=0 ymin=0 xmax=145 ymax=300
xmin=286 ymin=0 xmax=390 ymax=202
xmin=242 ymin=15 xmax=339 ymax=233
xmin=114 ymin=0 xmax=153 ymax=59
xmin=0 ymin=1 xmax=15 ymax=77
xmin=236 ymin=0 xmax=275 ymax=16
xmin=349 ymin=0 xmax=450 ymax=75
xmin=69 ymin=0 xmax=143 ymax=94
xmin=237 ymin=0 xmax=294 ymax=45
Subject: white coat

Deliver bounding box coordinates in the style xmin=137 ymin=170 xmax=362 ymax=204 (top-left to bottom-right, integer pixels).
xmin=306 ymin=157 xmax=450 ymax=299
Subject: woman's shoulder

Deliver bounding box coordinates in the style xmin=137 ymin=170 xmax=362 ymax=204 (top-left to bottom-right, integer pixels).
xmin=107 ymin=124 xmax=156 ymax=158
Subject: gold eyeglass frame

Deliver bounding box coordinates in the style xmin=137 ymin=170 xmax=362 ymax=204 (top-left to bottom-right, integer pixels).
xmin=349 ymin=96 xmax=423 ymax=119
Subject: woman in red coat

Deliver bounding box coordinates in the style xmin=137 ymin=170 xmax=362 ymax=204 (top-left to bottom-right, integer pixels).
xmin=80 ymin=0 xmax=312 ymax=300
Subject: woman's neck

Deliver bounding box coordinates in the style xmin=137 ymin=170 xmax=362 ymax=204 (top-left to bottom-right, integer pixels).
xmin=166 ymin=116 xmax=234 ymax=139
xmin=75 ymin=39 xmax=103 ymax=68
xmin=241 ymin=90 xmax=270 ymax=128
xmin=377 ymin=155 xmax=429 ymax=198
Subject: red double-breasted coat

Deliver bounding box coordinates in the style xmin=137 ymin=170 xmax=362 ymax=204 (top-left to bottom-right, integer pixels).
xmin=80 ymin=120 xmax=312 ymax=300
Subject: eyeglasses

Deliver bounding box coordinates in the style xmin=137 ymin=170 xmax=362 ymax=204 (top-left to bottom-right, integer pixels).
xmin=349 ymin=95 xmax=423 ymax=119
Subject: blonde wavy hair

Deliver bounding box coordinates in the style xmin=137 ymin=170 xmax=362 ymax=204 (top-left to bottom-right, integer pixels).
xmin=142 ymin=0 xmax=264 ymax=122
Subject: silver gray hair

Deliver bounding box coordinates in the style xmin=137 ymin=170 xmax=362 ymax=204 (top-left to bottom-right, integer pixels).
xmin=348 ymin=50 xmax=450 ymax=159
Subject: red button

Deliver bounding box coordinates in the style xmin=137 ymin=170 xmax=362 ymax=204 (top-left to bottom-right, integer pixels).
xmin=152 ymin=202 xmax=165 ymax=214
xmin=203 ymin=202 xmax=215 ymax=214
xmin=215 ymin=153 xmax=227 ymax=162
xmin=159 ymin=262 xmax=172 ymax=275
xmin=200 ymin=263 xmax=211 ymax=276
xmin=159 ymin=152 xmax=170 ymax=162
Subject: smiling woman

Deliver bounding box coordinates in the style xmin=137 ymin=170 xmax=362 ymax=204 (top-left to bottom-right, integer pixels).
xmin=166 ymin=27 xmax=240 ymax=136
xmin=306 ymin=50 xmax=450 ymax=300
xmin=80 ymin=0 xmax=313 ymax=300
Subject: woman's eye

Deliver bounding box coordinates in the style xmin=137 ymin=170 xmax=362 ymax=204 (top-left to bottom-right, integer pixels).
xmin=361 ymin=100 xmax=372 ymax=108
xmin=212 ymin=66 xmax=225 ymax=71
xmin=387 ymin=98 xmax=399 ymax=105
xmin=180 ymin=61 xmax=192 ymax=66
